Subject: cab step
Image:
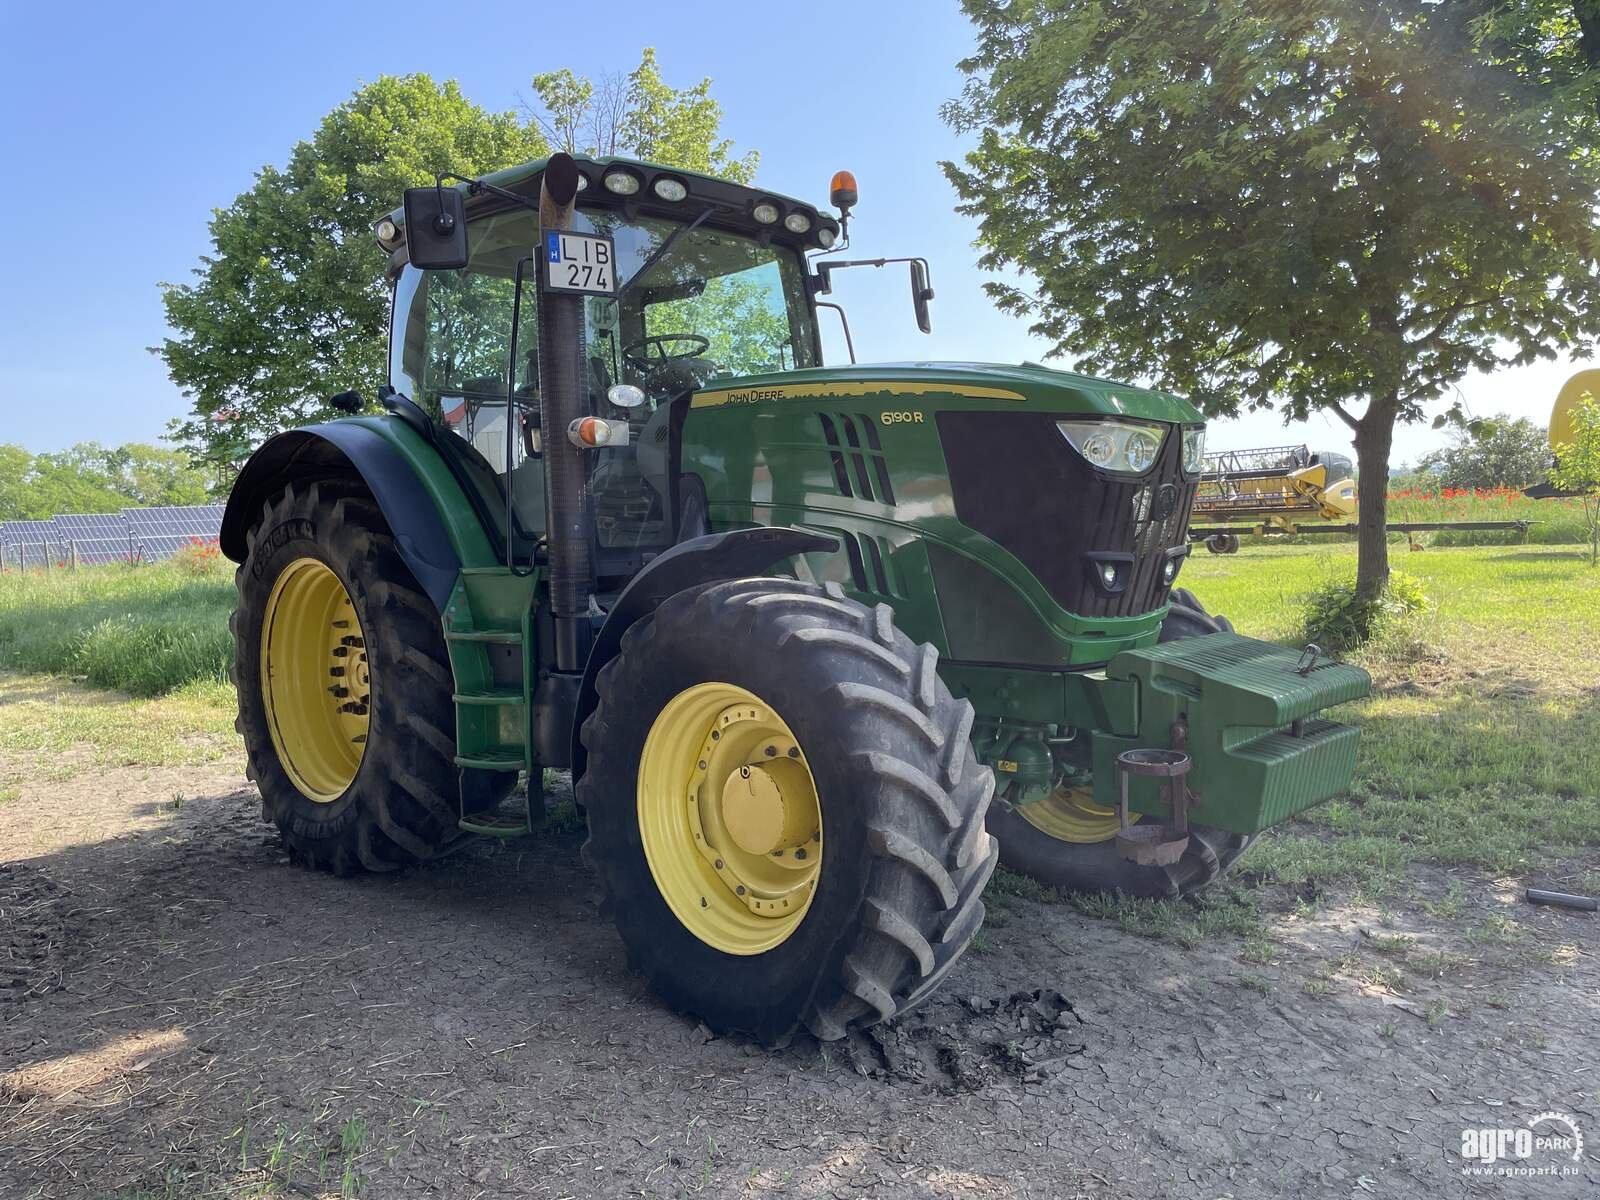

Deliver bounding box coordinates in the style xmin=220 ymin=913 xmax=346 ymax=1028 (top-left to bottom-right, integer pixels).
xmin=452 ymin=689 xmax=525 ymax=707
xmin=458 ymin=795 xmax=533 ymax=838
xmin=455 ymin=751 xmax=526 ymax=771
xmin=444 ymin=629 xmax=523 ymax=644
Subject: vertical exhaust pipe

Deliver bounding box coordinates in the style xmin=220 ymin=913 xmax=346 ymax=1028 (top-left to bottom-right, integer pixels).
xmin=535 ymin=153 xmax=592 ymax=671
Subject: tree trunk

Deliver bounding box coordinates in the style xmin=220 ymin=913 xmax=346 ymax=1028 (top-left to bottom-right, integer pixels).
xmin=1352 ymin=394 xmax=1399 ymax=603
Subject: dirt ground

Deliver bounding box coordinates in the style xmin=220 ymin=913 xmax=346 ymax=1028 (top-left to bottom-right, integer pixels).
xmin=1 ymin=758 xmax=1595 ymax=1199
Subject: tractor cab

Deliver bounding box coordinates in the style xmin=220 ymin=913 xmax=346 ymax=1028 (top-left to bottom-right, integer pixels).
xmin=382 ymin=156 xmax=837 ymax=588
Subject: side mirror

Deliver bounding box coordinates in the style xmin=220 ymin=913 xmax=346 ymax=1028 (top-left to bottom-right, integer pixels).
xmin=403 ymin=185 xmax=469 ymax=270
xmin=910 ymin=260 xmax=934 ymax=334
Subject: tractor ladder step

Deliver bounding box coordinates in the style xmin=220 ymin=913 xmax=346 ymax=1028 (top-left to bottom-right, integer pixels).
xmin=454 ymin=750 xmax=526 ymax=772
xmin=444 ymin=629 xmax=523 ymax=644
xmin=458 ymin=795 xmax=534 ymax=838
xmin=452 ymin=689 xmax=525 ymax=707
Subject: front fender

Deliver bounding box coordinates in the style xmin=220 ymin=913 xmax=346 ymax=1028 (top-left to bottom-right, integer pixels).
xmin=569 ymin=526 xmax=838 ymax=781
xmin=222 ymin=420 xmax=484 ymax=613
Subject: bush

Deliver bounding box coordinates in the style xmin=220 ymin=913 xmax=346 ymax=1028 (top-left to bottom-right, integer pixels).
xmin=1302 ymin=570 xmax=1429 ymax=653
xmin=171 ymin=537 xmax=227 ymax=576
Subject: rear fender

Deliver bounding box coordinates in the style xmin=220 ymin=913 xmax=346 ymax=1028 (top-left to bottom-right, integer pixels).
xmin=222 ymin=420 xmax=490 ymax=613
xmin=570 ymin=527 xmax=837 ymax=781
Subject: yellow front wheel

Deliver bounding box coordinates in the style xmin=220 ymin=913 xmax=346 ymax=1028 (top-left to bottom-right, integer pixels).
xmin=578 ymin=577 xmax=999 ymax=1044
xmin=637 ymin=683 xmax=822 ymax=955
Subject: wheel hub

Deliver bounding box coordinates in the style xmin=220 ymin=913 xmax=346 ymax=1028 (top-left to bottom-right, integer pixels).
xmin=721 ymin=765 xmax=787 ymax=855
xmin=637 ymin=684 xmax=823 ymax=954
xmin=260 ymin=557 xmax=370 ymax=802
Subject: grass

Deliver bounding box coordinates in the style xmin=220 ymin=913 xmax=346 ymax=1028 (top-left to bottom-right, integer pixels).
xmin=1184 ymin=543 xmax=1600 ymax=891
xmin=0 ymin=558 xmax=233 ymax=696
xmin=0 ymin=675 xmax=237 ymax=770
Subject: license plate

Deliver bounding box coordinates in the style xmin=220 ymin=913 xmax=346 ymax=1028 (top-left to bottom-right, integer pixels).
xmin=542 ymin=229 xmax=616 ymax=296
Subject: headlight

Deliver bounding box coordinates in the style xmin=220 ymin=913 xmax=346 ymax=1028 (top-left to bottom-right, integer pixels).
xmin=652 ymin=176 xmax=688 ymax=202
xmin=1057 ymin=420 xmax=1167 ymax=475
xmin=603 ymin=170 xmax=641 ymax=195
xmin=816 ymin=225 xmax=837 ymax=248
xmin=751 ymin=201 xmax=780 ymax=224
xmin=783 ymin=211 xmax=812 ymax=234
xmin=1182 ymin=426 xmax=1207 ymax=474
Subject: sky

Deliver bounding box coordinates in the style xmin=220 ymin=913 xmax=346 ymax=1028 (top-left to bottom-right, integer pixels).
xmin=0 ymin=0 xmax=1582 ymax=465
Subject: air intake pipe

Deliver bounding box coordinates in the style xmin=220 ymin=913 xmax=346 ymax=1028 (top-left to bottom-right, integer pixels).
xmin=536 ymin=153 xmax=593 ymax=671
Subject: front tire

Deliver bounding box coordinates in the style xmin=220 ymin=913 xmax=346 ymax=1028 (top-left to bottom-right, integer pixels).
xmin=232 ymin=479 xmax=464 ymax=874
xmin=986 ymin=591 xmax=1251 ymax=899
xmin=578 ymin=578 xmax=998 ymax=1044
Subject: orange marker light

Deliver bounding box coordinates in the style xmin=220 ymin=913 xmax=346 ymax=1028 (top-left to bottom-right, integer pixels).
xmin=570 ymin=417 xmax=604 ymax=447
xmin=566 ymin=416 xmax=628 ymax=450
xmin=829 ymin=170 xmax=858 ymax=213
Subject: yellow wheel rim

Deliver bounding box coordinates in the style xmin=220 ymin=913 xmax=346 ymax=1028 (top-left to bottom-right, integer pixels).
xmin=1017 ymin=783 xmax=1136 ymax=844
xmin=260 ymin=557 xmax=369 ymax=802
xmin=637 ymin=683 xmax=822 ymax=955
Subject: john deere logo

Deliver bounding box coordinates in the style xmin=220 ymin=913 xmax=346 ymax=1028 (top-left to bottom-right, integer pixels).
xmin=1151 ymin=484 xmax=1179 ymax=522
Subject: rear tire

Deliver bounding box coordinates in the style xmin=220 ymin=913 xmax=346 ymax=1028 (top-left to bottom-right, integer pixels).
xmin=986 ymin=592 xmax=1252 ymax=899
xmin=578 ymin=578 xmax=998 ymax=1044
xmin=232 ymin=479 xmax=464 ymax=874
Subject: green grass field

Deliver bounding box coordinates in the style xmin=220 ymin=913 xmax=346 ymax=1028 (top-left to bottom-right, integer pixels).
xmin=0 ymin=557 xmax=234 ymax=695
xmin=2 ymin=543 xmax=1595 ymax=900
xmin=1187 ymin=542 xmax=1600 ymax=890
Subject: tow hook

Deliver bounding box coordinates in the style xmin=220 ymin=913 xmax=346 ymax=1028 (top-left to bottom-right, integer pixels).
xmin=1113 ymin=719 xmax=1194 ymax=866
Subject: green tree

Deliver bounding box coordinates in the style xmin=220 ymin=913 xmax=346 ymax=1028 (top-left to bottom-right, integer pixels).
xmin=1550 ymin=392 xmax=1600 ymax=565
xmin=161 ymin=56 xmax=757 ymax=481
xmin=158 ymin=76 xmax=548 ymax=480
xmin=1415 ymin=415 xmax=1552 ymax=490
xmin=529 ymin=48 xmax=758 ymax=184
xmin=0 ymin=442 xmax=211 ymax=521
xmin=944 ymin=1 xmax=1600 ymax=603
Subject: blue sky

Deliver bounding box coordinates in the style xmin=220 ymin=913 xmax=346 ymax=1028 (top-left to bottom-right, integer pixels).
xmin=0 ymin=0 xmax=1577 ymax=463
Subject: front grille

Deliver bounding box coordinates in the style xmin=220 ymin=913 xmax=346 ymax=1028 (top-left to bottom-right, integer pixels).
xmin=935 ymin=411 xmax=1196 ymax=617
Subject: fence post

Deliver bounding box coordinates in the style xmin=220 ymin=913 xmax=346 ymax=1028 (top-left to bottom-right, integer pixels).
xmin=70 ymin=540 xmax=79 ymax=571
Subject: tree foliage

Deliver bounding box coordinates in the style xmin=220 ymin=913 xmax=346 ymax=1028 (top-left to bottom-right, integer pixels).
xmin=944 ymin=0 xmax=1600 ymax=599
xmin=1415 ymin=414 xmax=1551 ymax=489
xmin=1549 ymin=392 xmax=1600 ymax=564
xmin=160 ymin=55 xmax=756 ymax=479
xmin=528 ymin=48 xmax=758 ymax=184
xmin=0 ymin=443 xmax=210 ymax=521
xmin=158 ymin=76 xmax=545 ymax=480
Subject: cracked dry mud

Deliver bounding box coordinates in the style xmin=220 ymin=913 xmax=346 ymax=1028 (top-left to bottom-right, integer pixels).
xmin=1 ymin=764 xmax=1595 ymax=1198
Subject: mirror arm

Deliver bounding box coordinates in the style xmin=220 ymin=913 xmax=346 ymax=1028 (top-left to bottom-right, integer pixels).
xmin=437 ymin=172 xmax=545 ymax=217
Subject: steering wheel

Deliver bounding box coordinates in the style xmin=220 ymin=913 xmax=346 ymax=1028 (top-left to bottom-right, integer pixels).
xmin=623 ymin=333 xmax=711 ymax=369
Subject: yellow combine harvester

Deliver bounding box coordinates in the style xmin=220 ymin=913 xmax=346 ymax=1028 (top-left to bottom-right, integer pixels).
xmin=1190 ymin=446 xmax=1357 ymax=553
xmin=1525 ymin=367 xmax=1598 ymax=500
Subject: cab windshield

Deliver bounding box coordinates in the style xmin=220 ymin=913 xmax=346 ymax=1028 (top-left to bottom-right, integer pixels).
xmin=390 ymin=205 xmax=818 ymax=574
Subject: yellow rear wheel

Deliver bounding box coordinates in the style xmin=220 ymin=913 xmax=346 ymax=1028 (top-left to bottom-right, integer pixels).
xmin=637 ymin=683 xmax=822 ymax=955
xmin=260 ymin=557 xmax=370 ymax=801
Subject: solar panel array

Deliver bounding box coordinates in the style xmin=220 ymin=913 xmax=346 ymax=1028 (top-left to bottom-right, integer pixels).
xmin=0 ymin=505 xmax=225 ymax=568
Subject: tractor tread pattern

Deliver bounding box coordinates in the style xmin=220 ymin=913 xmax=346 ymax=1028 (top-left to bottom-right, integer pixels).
xmin=232 ymin=478 xmax=464 ymax=876
xmin=577 ymin=576 xmax=998 ymax=1045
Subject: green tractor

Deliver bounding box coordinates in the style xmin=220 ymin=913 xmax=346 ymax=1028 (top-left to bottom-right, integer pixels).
xmin=222 ymin=152 xmax=1369 ymax=1042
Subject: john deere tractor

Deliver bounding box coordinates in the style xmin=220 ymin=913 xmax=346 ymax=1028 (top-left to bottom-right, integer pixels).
xmin=223 ymin=152 xmax=1369 ymax=1042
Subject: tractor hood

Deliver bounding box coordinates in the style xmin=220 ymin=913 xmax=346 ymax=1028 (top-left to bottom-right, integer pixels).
xmin=691 ymin=362 xmax=1203 ymax=424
